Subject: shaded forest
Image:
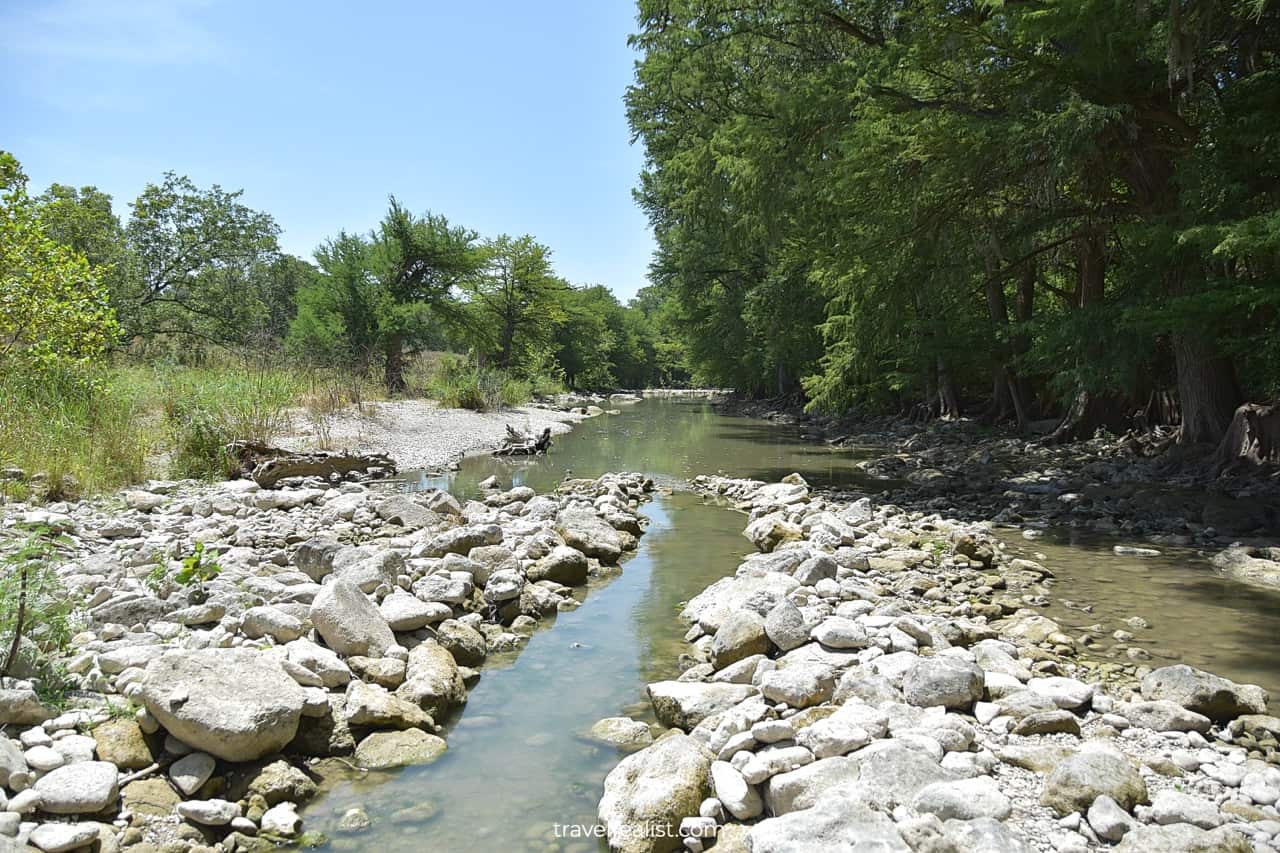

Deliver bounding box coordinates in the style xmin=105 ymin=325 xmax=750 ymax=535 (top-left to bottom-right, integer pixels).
xmin=627 ymin=0 xmax=1280 ymax=448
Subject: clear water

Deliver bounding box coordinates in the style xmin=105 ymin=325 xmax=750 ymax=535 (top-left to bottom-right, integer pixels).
xmin=301 ymin=398 xmax=1280 ymax=851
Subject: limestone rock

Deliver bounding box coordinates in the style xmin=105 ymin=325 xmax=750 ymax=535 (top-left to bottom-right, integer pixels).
xmin=647 ymin=682 xmax=759 ymax=730
xmin=139 ymin=648 xmax=306 ymax=762
xmin=903 ymin=656 xmax=983 ymax=710
xmin=1040 ymin=749 xmax=1147 ymax=816
xmin=310 ymin=578 xmax=395 ymax=658
xmin=598 ymin=733 xmax=714 ymax=853
xmin=32 ymin=761 xmax=119 ymax=815
xmin=1140 ymin=665 xmax=1268 ymax=722
xmin=354 ymin=729 xmax=447 ymax=770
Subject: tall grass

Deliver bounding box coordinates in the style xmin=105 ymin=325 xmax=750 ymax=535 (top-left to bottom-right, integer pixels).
xmin=0 ymin=362 xmax=316 ymax=495
xmin=0 ymin=368 xmax=151 ymax=500
xmin=419 ymin=353 xmax=563 ymax=412
xmin=0 ymin=352 xmax=563 ymax=501
xmin=159 ymin=365 xmax=307 ymax=478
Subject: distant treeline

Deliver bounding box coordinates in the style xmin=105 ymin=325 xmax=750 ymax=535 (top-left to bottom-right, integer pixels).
xmin=627 ymin=1 xmax=1280 ymax=444
xmin=1 ymin=151 xmax=690 ymax=394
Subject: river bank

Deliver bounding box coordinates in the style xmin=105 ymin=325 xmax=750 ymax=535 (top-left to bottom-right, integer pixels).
xmin=0 ymin=449 xmax=655 ymax=851
xmin=275 ymin=398 xmax=590 ymax=473
xmin=596 ymin=473 xmax=1280 ymax=853
xmin=714 ymin=398 xmax=1280 ymax=542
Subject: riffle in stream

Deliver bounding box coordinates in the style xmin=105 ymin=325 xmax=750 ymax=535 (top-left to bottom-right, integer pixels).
xmin=299 ymin=398 xmax=1280 ymax=851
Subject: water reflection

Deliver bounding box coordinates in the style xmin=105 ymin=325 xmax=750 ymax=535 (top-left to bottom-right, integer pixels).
xmin=999 ymin=528 xmax=1280 ymax=701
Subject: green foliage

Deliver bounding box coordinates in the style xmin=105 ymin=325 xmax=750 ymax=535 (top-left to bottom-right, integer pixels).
xmin=1 ymin=525 xmax=78 ymax=687
xmin=0 ymin=151 xmax=118 ymax=385
xmin=161 ymin=365 xmax=303 ymax=479
xmin=289 ymin=199 xmax=481 ymax=392
xmin=124 ymin=172 xmax=283 ymax=348
xmin=462 ymin=234 xmax=567 ymax=371
xmin=628 ymin=0 xmax=1280 ymax=436
xmin=0 ymin=366 xmax=150 ymax=500
xmin=422 ymin=353 xmax=552 ymax=411
xmin=175 ymin=542 xmax=222 ymax=587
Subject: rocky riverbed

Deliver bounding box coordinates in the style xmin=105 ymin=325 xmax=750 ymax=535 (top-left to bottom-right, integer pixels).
xmin=721 ymin=401 xmax=1280 ymax=543
xmin=596 ymin=473 xmax=1280 ymax=853
xmin=1 ymin=468 xmax=654 ymax=852
xmin=276 ymin=398 xmax=590 ymax=472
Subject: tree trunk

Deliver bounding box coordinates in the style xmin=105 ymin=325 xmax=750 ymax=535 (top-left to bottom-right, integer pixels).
xmin=936 ymin=355 xmax=961 ymax=419
xmin=385 ymin=335 xmax=406 ymax=395
xmin=1048 ymin=230 xmax=1128 ymax=443
xmin=1174 ymin=334 xmax=1242 ymax=445
xmin=1212 ymin=402 xmax=1280 ymax=474
xmin=982 ymin=266 xmax=1031 ymax=430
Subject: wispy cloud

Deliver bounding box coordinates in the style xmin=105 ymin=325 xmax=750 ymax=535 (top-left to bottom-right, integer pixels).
xmin=0 ymin=0 xmax=223 ymax=66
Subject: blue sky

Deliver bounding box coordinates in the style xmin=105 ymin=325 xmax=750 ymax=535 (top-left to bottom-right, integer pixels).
xmin=1 ymin=0 xmax=656 ymax=300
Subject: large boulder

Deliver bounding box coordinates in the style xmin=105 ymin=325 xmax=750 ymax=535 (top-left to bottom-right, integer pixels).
xmin=743 ymin=513 xmax=803 ymax=553
xmin=32 ymin=761 xmax=119 ymax=814
xmin=902 ymin=656 xmax=983 ymax=710
xmin=139 ymin=648 xmax=307 ymax=762
xmin=750 ymin=788 xmax=909 ymax=853
xmin=374 ymin=495 xmax=438 ymax=530
xmin=556 ymin=509 xmax=622 ymax=563
xmin=91 ymin=718 xmax=153 ymax=771
xmin=763 ymin=756 xmax=858 ymax=815
xmin=1121 ymin=700 xmax=1212 ymax=733
xmin=379 ymin=591 xmax=450 ymax=631
xmin=436 ymin=619 xmax=488 ymax=667
xmin=310 ymin=578 xmax=395 ymax=658
xmin=354 ymin=729 xmax=447 ymax=770
xmin=293 ymin=538 xmax=342 ymax=582
xmin=415 ymin=524 xmax=502 ymax=558
xmin=759 ymin=663 xmax=836 ymax=709
xmin=647 ymin=682 xmax=759 ymax=730
xmin=1212 ymin=545 xmax=1280 ymax=591
xmin=397 ymin=640 xmax=467 ymax=718
xmin=1140 ymin=665 xmax=1268 ymax=722
xmin=911 ymin=776 xmax=1013 ymax=821
xmin=843 ymin=741 xmax=957 ymax=810
xmin=344 ymin=680 xmax=433 ymax=730
xmin=598 ymin=733 xmax=714 ymax=853
xmin=335 ymin=550 xmax=404 ymax=594
xmin=1040 ymin=748 xmax=1147 ymax=816
xmin=711 ymin=610 xmax=770 ymax=670
xmin=527 ymin=545 xmax=589 ymax=586
xmin=764 ymin=599 xmax=810 ymax=652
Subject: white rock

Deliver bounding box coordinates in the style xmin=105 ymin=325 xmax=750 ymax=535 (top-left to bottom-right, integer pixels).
xmin=177 ymin=798 xmax=240 ymax=826
xmin=28 ymin=822 xmax=100 ymax=852
xmin=169 ymin=752 xmax=216 ymax=797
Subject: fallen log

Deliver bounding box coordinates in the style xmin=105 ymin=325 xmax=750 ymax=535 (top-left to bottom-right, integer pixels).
xmin=493 ymin=425 xmax=553 ymax=457
xmin=227 ymin=441 xmax=398 ymax=489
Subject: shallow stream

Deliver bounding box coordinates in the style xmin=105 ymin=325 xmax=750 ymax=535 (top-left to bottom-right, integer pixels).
xmin=301 ymin=398 xmax=1280 ymax=851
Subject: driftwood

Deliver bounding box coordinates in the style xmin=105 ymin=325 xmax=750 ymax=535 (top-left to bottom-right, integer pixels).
xmin=493 ymin=425 xmax=553 ymax=457
xmin=228 ymin=441 xmax=397 ymax=489
xmin=1212 ymin=402 xmax=1280 ymax=476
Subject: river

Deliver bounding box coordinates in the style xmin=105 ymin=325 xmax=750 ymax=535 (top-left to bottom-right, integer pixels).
xmin=301 ymin=397 xmax=1280 ymax=851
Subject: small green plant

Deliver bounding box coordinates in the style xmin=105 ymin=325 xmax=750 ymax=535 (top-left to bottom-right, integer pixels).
xmin=144 ymin=556 xmax=169 ymax=595
xmin=175 ymin=542 xmax=222 ymax=587
xmin=1 ymin=525 xmax=77 ymax=686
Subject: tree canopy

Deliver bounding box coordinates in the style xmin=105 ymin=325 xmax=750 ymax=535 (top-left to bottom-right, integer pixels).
xmin=627 ymin=0 xmax=1280 ymax=443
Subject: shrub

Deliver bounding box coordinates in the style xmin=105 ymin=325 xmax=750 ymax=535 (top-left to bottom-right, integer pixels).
xmin=1 ymin=526 xmax=78 ymax=700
